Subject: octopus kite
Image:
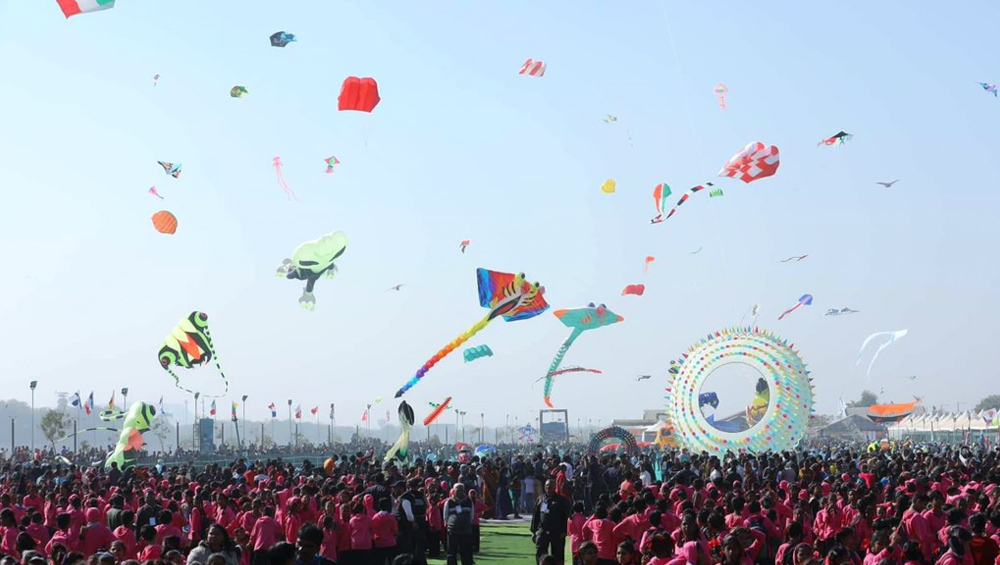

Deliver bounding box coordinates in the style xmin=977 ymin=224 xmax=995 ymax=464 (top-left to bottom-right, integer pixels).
xmin=542 ymin=303 xmax=623 ymax=407
xmin=158 ymin=312 xmax=230 ymax=398
xmin=394 ymin=268 xmax=549 ymax=397
xmin=272 ymin=157 xmax=298 ymax=200
xmin=276 ymin=231 xmax=347 ymax=310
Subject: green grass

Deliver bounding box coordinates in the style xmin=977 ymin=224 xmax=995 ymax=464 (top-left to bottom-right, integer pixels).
xmin=427 ymin=520 xmax=561 ymax=565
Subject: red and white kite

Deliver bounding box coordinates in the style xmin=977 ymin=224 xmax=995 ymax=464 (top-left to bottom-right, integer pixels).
xmin=718 ymin=142 xmax=780 ymax=184
xmin=519 ymin=58 xmax=546 ymax=77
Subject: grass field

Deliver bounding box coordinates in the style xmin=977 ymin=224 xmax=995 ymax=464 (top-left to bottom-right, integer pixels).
xmin=426 ymin=519 xmax=567 ymax=564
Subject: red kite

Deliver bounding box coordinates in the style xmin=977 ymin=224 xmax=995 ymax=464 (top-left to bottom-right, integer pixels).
xmin=338 ymin=77 xmax=380 ymax=113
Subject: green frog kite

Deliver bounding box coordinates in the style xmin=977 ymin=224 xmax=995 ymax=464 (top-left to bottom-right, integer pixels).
xmin=276 ymin=231 xmax=347 ymax=310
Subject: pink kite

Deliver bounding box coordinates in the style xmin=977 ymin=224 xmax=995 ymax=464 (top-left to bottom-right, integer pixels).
xmin=273 ymin=157 xmax=298 ymax=201
xmin=621 ymin=284 xmax=645 ymax=296
xmin=718 ymin=142 xmax=780 ymax=183
xmin=148 ymin=187 xmax=163 ymax=200
xmin=519 ymin=58 xmax=546 ymax=77
xmin=644 ymin=256 xmax=655 ymax=274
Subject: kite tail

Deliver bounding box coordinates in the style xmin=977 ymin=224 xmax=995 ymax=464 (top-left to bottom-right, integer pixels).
xmin=384 ymin=420 xmax=412 ymax=463
xmin=166 ymin=367 xmax=201 ymax=397
xmin=57 ymin=427 xmax=120 ymax=443
xmin=201 ymin=328 xmax=230 ymax=398
xmin=778 ymin=303 xmax=800 ymax=320
xmin=275 ymin=165 xmax=299 ymax=201
xmin=395 ymin=315 xmax=492 ymax=398
xmin=542 ymin=330 xmax=582 ymax=407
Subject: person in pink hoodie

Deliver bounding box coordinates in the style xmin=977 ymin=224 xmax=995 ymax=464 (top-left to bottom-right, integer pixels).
xmin=582 ymin=504 xmax=616 ymax=562
xmin=937 ymin=527 xmax=974 ymax=565
xmin=112 ymin=510 xmax=137 ymax=559
xmin=347 ymin=500 xmax=373 ymax=563
xmin=250 ymin=506 xmax=279 ymax=565
xmin=567 ymin=502 xmax=586 ymax=563
xmin=904 ymin=494 xmax=940 ymax=562
xmin=371 ymin=498 xmax=399 ymax=564
xmin=80 ymin=508 xmax=117 ymax=556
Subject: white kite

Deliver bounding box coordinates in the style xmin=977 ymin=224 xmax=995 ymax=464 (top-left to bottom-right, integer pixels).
xmin=857 ymin=329 xmax=908 ymax=379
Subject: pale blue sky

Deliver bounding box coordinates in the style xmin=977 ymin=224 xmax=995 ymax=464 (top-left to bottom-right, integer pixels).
xmin=1 ymin=0 xmax=998 ymax=428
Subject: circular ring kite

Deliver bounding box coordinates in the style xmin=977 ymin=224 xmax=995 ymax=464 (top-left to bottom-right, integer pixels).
xmin=666 ymin=327 xmax=813 ymax=453
xmin=588 ymin=426 xmax=638 ymax=455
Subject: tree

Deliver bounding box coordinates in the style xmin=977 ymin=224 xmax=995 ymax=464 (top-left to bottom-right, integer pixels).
xmin=847 ymin=390 xmax=879 ymax=408
xmin=974 ymin=395 xmax=1000 ymax=413
xmin=150 ymin=416 xmax=172 ymax=451
xmin=40 ymin=410 xmax=71 ymax=449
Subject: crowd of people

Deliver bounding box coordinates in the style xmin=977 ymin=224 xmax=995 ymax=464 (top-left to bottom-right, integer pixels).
xmin=0 ymin=441 xmax=995 ymax=565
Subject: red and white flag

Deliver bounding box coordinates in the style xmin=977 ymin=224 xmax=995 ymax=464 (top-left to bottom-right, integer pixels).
xmin=295 ymin=404 xmax=302 ymax=419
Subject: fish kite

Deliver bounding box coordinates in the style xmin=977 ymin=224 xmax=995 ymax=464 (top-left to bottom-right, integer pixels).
xmin=394 ymin=268 xmax=548 ymax=397
xmin=636 ymin=375 xmax=651 ymax=381
xmin=158 ymin=312 xmax=230 ymax=398
xmin=819 ymin=131 xmax=853 ymax=146
xmin=825 ymin=307 xmax=859 ymax=316
xmin=650 ymin=183 xmax=672 ymax=224
xmin=600 ymin=179 xmax=616 ymax=194
xmin=519 ymin=58 xmax=546 ymax=77
xmin=621 ymin=284 xmax=645 ymax=296
xmin=460 ymin=240 xmax=470 ymax=253
xmin=58 ymin=0 xmax=115 ymax=18
xmin=384 ymin=401 xmax=414 ymax=464
xmin=148 ymin=187 xmax=163 ymax=200
xmin=718 ymin=142 xmax=780 ymax=183
xmin=158 ymin=161 xmax=182 ymax=179
xmin=270 ymin=31 xmax=296 ymax=47
xmin=276 ymin=231 xmax=347 ymax=310
xmin=713 ymin=84 xmax=728 ymax=110
xmin=709 ymin=188 xmax=724 ymax=198
xmin=977 ymin=83 xmax=998 ymax=97
xmin=542 ymin=303 xmax=622 ymax=407
xmin=230 ymin=86 xmax=248 ymax=98
xmin=423 ymin=397 xmax=452 ymax=426
xmin=603 ymin=115 xmax=618 ymax=123
xmin=876 ymin=180 xmax=899 ymax=188
xmin=324 ymin=156 xmax=340 ymax=174
xmin=463 ymin=345 xmax=493 ymax=363
xmin=780 ymin=255 xmax=808 ymax=263
xmin=643 ymin=256 xmax=655 ymax=274
xmin=272 ymin=157 xmax=298 ymax=200
xmin=857 ymin=329 xmax=908 ymax=379
xmin=778 ymin=294 xmax=813 ymax=320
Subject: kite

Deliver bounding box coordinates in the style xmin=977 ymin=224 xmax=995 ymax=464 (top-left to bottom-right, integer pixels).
xmin=394 ymin=268 xmax=548 ymax=397
xmin=699 ymin=392 xmax=720 ymax=409
xmin=857 ymin=329 xmax=908 ymax=379
xmin=423 ymin=397 xmax=452 ymax=426
xmin=272 ymin=157 xmax=298 ymax=201
xmin=229 ymin=86 xmax=248 ymax=98
xmin=386 ymin=284 xmax=404 ymax=292
xmin=519 ymin=58 xmax=546 ymax=77
xmin=275 ymin=231 xmax=347 ymax=310
xmin=384 ymin=401 xmax=415 ymax=464
xmin=58 ymin=0 xmax=114 ymax=18
xmin=709 ymin=188 xmax=724 ymax=198
xmin=324 ymin=156 xmax=340 ymax=174
xmin=158 ymin=312 xmax=229 ymax=398
xmin=542 ymin=303 xmax=623 ymax=407
xmin=977 ymin=83 xmax=997 ymax=97
xmin=338 ymin=77 xmax=380 ymax=112
xmin=778 ymin=294 xmax=813 ymax=320
xmin=636 ymin=375 xmax=652 ymax=381
xmin=517 ymin=424 xmax=537 ymax=442
xmin=690 ymin=247 xmax=703 ymax=254
xmin=739 ymin=304 xmax=761 ymax=327
xmin=463 ymin=345 xmax=494 ymax=363
xmin=902 ymin=375 xmax=918 ymax=381
xmin=621 ymin=284 xmax=645 ymax=296
xmin=148 ymin=187 xmax=163 ymax=200
xmin=460 ymin=240 xmax=470 ymax=253
xmin=543 ymin=367 xmax=602 ymax=378
xmin=825 ymin=307 xmax=859 ymax=316
xmin=153 ymin=74 xmax=160 ymax=87
xmin=660 ymin=182 xmax=715 ymax=222
xmin=718 ymin=142 xmax=780 ymax=183
xmin=713 ymin=84 xmax=728 ymax=110
xmin=100 ymin=403 xmax=155 ymax=469
xmin=603 ymin=115 xmax=618 ymax=123
xmin=643 ymin=256 xmax=655 ymax=274
xmin=650 ymin=183 xmax=672 ymax=224
xmin=780 ymin=255 xmax=808 ymax=263
xmin=876 ymin=180 xmax=899 ymax=188
xmin=158 ymin=161 xmax=182 ymax=179
xmin=270 ymin=31 xmax=296 ymax=47
xmin=600 ymin=179 xmax=616 ymax=194
xmin=818 ymin=131 xmax=853 ymax=146
xmin=151 ymin=211 xmax=177 ymax=235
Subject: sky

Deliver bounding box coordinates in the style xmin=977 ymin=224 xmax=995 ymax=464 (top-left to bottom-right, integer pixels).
xmin=1 ymin=0 xmax=999 ymax=431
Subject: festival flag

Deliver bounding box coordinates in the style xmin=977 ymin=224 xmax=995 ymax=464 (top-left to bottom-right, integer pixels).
xmin=71 ymin=392 xmax=81 ymax=408
xmin=295 ymin=404 xmax=302 ymax=419
xmin=85 ymin=392 xmax=93 ymax=415
xmin=231 ymin=401 xmax=238 ymax=419
xmin=268 ymin=402 xmax=277 ymax=418
xmin=310 ymin=406 xmax=319 ymax=416
xmin=108 ymin=391 xmax=115 ymax=410
xmin=210 ymin=400 xmax=217 ymax=416
xmin=361 ymin=408 xmax=369 ymax=422
xmin=329 ymin=403 xmax=335 ymax=419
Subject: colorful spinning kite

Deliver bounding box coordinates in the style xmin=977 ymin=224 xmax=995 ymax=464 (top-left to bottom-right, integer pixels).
xmin=230 ymin=86 xmax=248 ymax=98
xmin=825 ymin=307 xmax=859 ymax=316
xmin=778 ymin=294 xmax=813 ymax=320
xmin=818 ymin=131 xmax=853 ymax=146
xmin=977 ymin=83 xmax=997 ymax=97
xmin=384 ymin=401 xmax=414 ymax=464
xmin=276 ymin=231 xmax=347 ymax=310
xmin=718 ymin=142 xmax=780 ymax=183
xmin=324 ymin=156 xmax=340 ymax=174
xmin=857 ymin=329 xmax=908 ymax=379
xmin=588 ymin=426 xmax=638 ymax=455
xmin=338 ymin=77 xmax=380 ymax=112
xmin=542 ymin=303 xmax=622 ymax=407
xmin=621 ymin=284 xmax=645 ymax=296
xmin=158 ymin=161 xmax=182 ymax=178
xmin=463 ymin=345 xmax=493 ymax=362
xmin=272 ymin=157 xmax=298 ymax=201
xmin=650 ymin=183 xmax=672 ymax=224
xmin=600 ymin=179 xmax=616 ymax=194
xmin=423 ymin=397 xmax=452 ymax=426
xmin=394 ymin=268 xmax=549 ymax=397
xmin=713 ymin=84 xmax=728 ymax=110
xmin=460 ymin=240 xmax=470 ymax=253
xmin=519 ymin=58 xmax=546 ymax=77
xmin=158 ymin=312 xmax=229 ymax=398
xmin=270 ymin=31 xmax=296 ymax=47
xmin=666 ymin=327 xmax=812 ymax=453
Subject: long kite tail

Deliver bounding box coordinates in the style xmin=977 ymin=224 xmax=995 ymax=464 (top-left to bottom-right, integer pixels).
xmin=777 ymin=303 xmax=801 ymax=320
xmin=542 ymin=330 xmax=581 ymax=407
xmin=395 ymin=314 xmax=492 ymax=397
xmin=384 ymin=421 xmax=412 ymax=463
xmin=57 ymin=427 xmax=120 ymax=443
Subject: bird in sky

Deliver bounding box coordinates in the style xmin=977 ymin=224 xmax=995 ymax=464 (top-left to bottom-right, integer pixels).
xmin=636 ymin=375 xmax=652 ymax=381
xmin=876 ymin=180 xmax=899 ymax=188
xmin=780 ymin=255 xmax=808 ymax=263
xmin=386 ymin=284 xmax=404 ymax=291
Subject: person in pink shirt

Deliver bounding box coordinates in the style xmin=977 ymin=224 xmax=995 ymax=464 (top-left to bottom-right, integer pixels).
xmin=937 ymin=527 xmax=974 ymax=565
xmin=582 ymin=505 xmax=616 ymax=562
xmin=112 ymin=510 xmax=137 ymax=559
xmin=0 ymin=509 xmax=19 ymax=556
xmin=644 ymin=533 xmax=677 ymax=565
xmin=613 ymin=500 xmax=651 ymax=543
xmin=347 ymin=500 xmax=373 ymax=562
xmin=22 ymin=487 xmax=44 ymax=514
xmin=319 ymin=514 xmax=339 ymax=564
xmin=925 ymin=492 xmax=948 ymax=535
xmin=567 ymin=502 xmax=586 ymax=562
xmin=903 ymin=494 xmax=940 ymax=561
xmin=371 ymin=498 xmax=399 ymax=564
xmin=283 ymin=498 xmax=303 ymax=544
xmin=81 ymin=508 xmax=117 ymax=556
xmin=46 ymin=513 xmax=76 ymax=555
xmin=137 ymin=524 xmax=162 ymax=561
xmin=250 ymin=506 xmax=279 ymax=565
xmin=156 ymin=510 xmax=186 ymax=548
xmin=815 ymin=498 xmax=844 ymax=552
xmin=25 ymin=512 xmax=49 ymax=548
